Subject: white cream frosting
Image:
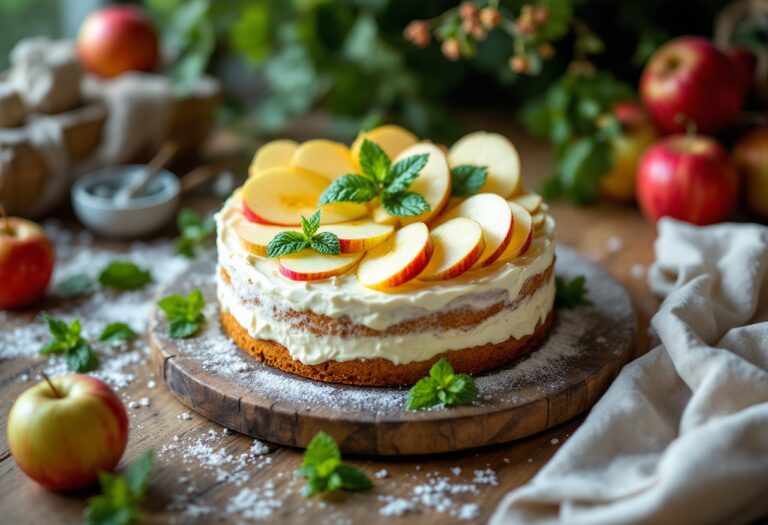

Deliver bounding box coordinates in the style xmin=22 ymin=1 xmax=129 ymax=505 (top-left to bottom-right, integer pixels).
xmin=216 ymin=195 xmax=556 ymax=364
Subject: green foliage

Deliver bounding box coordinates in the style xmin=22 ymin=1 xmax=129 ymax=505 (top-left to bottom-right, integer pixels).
xmin=451 ymin=165 xmax=488 ymax=197
xmin=555 ymin=275 xmax=593 ymax=308
xmin=39 ymin=314 xmax=98 ymax=373
xmin=298 ymin=432 xmax=373 ymax=496
xmin=84 ymin=450 xmax=154 ymax=525
xmin=99 ymin=323 xmax=138 ymax=346
xmin=522 ymin=71 xmax=634 ymax=204
xmin=98 ymin=262 xmax=153 ymax=291
xmin=174 ymin=208 xmax=216 ymax=258
xmin=266 ymin=210 xmax=341 ymax=257
xmin=55 ymin=273 xmax=98 ymax=298
xmin=157 ymin=289 xmax=206 ymax=339
xmin=407 ymin=358 xmax=479 ymax=410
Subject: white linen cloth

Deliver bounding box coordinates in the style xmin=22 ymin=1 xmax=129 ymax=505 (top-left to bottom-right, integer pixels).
xmin=491 ymin=218 xmax=768 ymax=525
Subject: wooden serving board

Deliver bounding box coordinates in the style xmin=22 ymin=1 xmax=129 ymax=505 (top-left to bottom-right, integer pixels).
xmin=149 ymin=246 xmax=635 ymax=456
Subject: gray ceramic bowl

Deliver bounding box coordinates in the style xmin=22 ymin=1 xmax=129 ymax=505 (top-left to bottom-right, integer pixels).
xmin=72 ymin=165 xmax=180 ymax=239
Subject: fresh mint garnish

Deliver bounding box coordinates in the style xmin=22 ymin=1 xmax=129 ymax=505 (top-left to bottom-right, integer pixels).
xmin=555 ymin=275 xmax=593 ymax=308
xmin=157 ymin=289 xmax=206 ymax=339
xmin=451 ymin=165 xmax=488 ymax=196
xmin=298 ymin=432 xmax=373 ymax=496
xmin=174 ymin=208 xmax=216 ymax=258
xmin=407 ymin=358 xmax=478 ymax=410
xmin=98 ymin=261 xmax=153 ymax=291
xmin=99 ymin=322 xmax=138 ymax=346
xmin=39 ymin=314 xmax=98 ymax=373
xmin=266 ymin=209 xmax=340 ymax=257
xmin=84 ymin=449 xmax=154 ymax=525
xmin=56 ymin=273 xmax=99 ymax=298
xmin=318 ymin=139 xmax=430 ymax=217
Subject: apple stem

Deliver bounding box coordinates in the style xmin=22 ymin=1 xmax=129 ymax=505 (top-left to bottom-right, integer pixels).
xmin=0 ymin=204 xmax=9 ymax=235
xmin=674 ymin=113 xmax=697 ymax=144
xmin=41 ymin=372 xmax=62 ymax=399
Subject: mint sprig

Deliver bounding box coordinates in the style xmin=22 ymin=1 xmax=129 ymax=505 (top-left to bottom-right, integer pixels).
xmin=555 ymin=276 xmax=593 ymax=308
xmin=319 ymin=139 xmax=430 ymax=217
xmin=99 ymin=322 xmax=138 ymax=346
xmin=174 ymin=208 xmax=216 ymax=258
xmin=39 ymin=314 xmax=98 ymax=373
xmin=157 ymin=289 xmax=206 ymax=339
xmin=84 ymin=449 xmax=154 ymax=525
xmin=451 ymin=165 xmax=488 ymax=197
xmin=298 ymin=432 xmax=373 ymax=496
xmin=407 ymin=358 xmax=478 ymax=410
xmin=266 ymin=209 xmax=340 ymax=257
xmin=56 ymin=261 xmax=153 ymax=298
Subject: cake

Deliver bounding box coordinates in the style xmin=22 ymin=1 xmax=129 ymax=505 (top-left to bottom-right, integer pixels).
xmin=216 ymin=126 xmax=556 ymax=386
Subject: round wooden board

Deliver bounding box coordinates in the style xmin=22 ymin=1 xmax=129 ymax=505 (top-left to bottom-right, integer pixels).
xmin=149 ymin=246 xmax=636 ymax=456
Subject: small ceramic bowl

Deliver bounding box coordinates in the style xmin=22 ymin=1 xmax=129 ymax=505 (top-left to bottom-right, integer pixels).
xmin=72 ymin=165 xmax=180 ymax=239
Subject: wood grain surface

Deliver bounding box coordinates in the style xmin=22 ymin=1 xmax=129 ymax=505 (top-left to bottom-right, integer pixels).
xmin=0 ymin=115 xmax=662 ymax=524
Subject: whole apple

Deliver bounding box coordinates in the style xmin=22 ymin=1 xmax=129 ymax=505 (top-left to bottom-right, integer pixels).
xmin=636 ymin=134 xmax=738 ymax=225
xmin=7 ymin=374 xmax=128 ymax=491
xmin=640 ymin=36 xmax=744 ymax=134
xmin=77 ymin=5 xmax=159 ymax=78
xmin=733 ymin=125 xmax=768 ymax=218
xmin=0 ymin=216 xmax=54 ymax=309
xmin=600 ymin=102 xmax=659 ymax=202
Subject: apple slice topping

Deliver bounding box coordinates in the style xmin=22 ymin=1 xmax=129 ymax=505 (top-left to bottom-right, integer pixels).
xmin=357 ymin=222 xmax=434 ymax=290
xmin=351 ymin=125 xmax=418 ymax=160
xmin=531 ymin=212 xmax=545 ymax=231
xmin=279 ymin=251 xmax=363 ymax=281
xmin=242 ymin=167 xmax=367 ymax=225
xmin=236 ymin=220 xmax=299 ymax=256
xmin=499 ymin=202 xmax=533 ymax=262
xmin=249 ymin=139 xmax=298 ymax=176
xmin=392 ymin=142 xmax=451 ymax=226
xmin=418 ymin=218 xmax=485 ymax=282
xmin=448 ymin=131 xmax=521 ymax=198
xmin=509 ymin=192 xmax=542 ymax=214
xmin=292 ymin=139 xmax=358 ymax=181
xmin=437 ymin=193 xmax=514 ymax=268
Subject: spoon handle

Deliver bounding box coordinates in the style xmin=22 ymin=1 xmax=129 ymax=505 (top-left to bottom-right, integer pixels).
xmin=118 ymin=141 xmax=179 ymax=203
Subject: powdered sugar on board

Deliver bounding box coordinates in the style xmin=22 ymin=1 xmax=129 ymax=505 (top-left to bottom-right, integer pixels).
xmin=153 ymin=245 xmax=634 ymax=414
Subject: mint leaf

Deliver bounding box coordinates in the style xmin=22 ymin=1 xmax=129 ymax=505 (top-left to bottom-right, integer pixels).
xmin=124 ymin=450 xmax=154 ymax=497
xmin=158 ymin=289 xmax=206 ymax=339
xmin=98 ymin=262 xmax=152 ymax=290
xmin=386 ymin=153 xmax=429 ymax=193
xmin=407 ymin=358 xmax=478 ymax=410
xmin=175 ymin=209 xmax=216 ymax=258
xmin=555 ymin=276 xmax=593 ymax=308
xmin=359 ymin=139 xmax=391 ymax=182
xmin=301 ymin=209 xmax=322 ymax=238
xmin=99 ymin=323 xmax=137 ymax=346
xmin=309 ymin=232 xmax=340 ymax=255
xmin=299 ymin=432 xmax=372 ymax=497
xmin=451 ymin=165 xmax=488 ymax=197
xmin=318 ymin=175 xmax=378 ymax=205
xmin=84 ymin=450 xmax=154 ymax=525
xmin=66 ymin=340 xmax=98 ymax=373
xmin=266 ymin=231 xmax=309 ymax=257
xmin=44 ymin=313 xmax=71 ymax=341
xmin=56 ymin=274 xmax=98 ymax=298
xmin=381 ymin=191 xmax=430 ymax=217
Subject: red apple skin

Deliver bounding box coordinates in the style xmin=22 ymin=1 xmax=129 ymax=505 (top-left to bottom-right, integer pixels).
xmin=733 ymin=125 xmax=768 ymax=218
xmin=77 ymin=5 xmax=159 ymax=78
xmin=7 ymin=375 xmax=128 ymax=491
xmin=0 ymin=218 xmax=54 ymax=309
xmin=640 ymin=36 xmax=745 ymax=134
xmin=242 ymin=201 xmax=274 ymax=224
xmin=636 ymin=135 xmax=739 ymax=225
xmin=728 ymin=47 xmax=758 ymax=93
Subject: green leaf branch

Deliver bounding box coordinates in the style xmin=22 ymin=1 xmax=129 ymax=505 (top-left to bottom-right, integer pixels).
xmin=84 ymin=449 xmax=154 ymax=525
xmin=407 ymin=358 xmax=479 ymax=410
xmin=157 ymin=289 xmax=206 ymax=339
xmin=298 ymin=432 xmax=373 ymax=496
xmin=174 ymin=208 xmax=216 ymax=258
xmin=56 ymin=261 xmax=154 ymax=298
xmin=266 ymin=210 xmax=340 ymax=258
xmin=555 ymin=275 xmax=592 ymax=308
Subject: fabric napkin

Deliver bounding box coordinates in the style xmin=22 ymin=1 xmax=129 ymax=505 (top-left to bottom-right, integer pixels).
xmin=490 ymin=218 xmax=768 ymax=525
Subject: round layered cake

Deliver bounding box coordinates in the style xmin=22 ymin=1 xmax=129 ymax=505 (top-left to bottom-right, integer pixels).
xmin=215 ymin=127 xmax=556 ymax=386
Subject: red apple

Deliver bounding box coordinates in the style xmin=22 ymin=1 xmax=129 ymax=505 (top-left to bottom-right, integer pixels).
xmin=733 ymin=125 xmax=768 ymax=218
xmin=636 ymin=134 xmax=739 ymax=225
xmin=640 ymin=36 xmax=744 ymax=134
xmin=77 ymin=5 xmax=159 ymax=78
xmin=0 ymin=216 xmax=54 ymax=309
xmin=600 ymin=102 xmax=659 ymax=202
xmin=7 ymin=375 xmax=128 ymax=491
xmin=728 ymin=46 xmax=758 ymax=93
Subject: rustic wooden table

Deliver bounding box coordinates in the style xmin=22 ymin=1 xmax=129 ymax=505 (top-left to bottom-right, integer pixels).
xmin=0 ymin=116 xmax=660 ymax=524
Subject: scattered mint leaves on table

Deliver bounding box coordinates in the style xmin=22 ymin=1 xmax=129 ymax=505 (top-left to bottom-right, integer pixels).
xmin=555 ymin=276 xmax=593 ymax=308
xmin=174 ymin=208 xmax=216 ymax=258
xmin=450 ymin=165 xmax=488 ymax=197
xmin=39 ymin=314 xmax=98 ymax=373
xmin=407 ymin=358 xmax=478 ymax=410
xmin=84 ymin=449 xmax=154 ymax=525
xmin=99 ymin=322 xmax=138 ymax=346
xmin=298 ymin=432 xmax=373 ymax=496
xmin=157 ymin=289 xmax=206 ymax=339
xmin=98 ymin=261 xmax=153 ymax=290
xmin=266 ymin=209 xmax=340 ymax=257
xmin=56 ymin=273 xmax=99 ymax=298
xmin=319 ymin=139 xmax=430 ymax=217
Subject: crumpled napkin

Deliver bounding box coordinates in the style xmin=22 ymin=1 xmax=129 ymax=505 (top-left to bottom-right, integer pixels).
xmin=490 ymin=218 xmax=768 ymax=525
